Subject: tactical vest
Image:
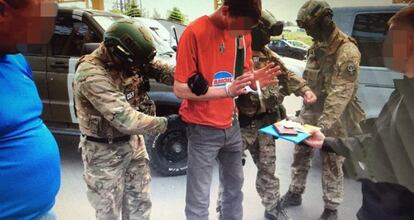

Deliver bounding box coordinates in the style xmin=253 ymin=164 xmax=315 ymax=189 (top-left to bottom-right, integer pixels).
xmin=302 ymin=30 xmax=365 ymax=135
xmin=74 ymin=54 xmax=155 ymax=139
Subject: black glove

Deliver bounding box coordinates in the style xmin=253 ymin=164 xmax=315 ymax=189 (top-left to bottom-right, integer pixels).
xmin=166 ymin=114 xmax=187 ymax=131
xmin=187 ymin=73 xmax=209 ymax=96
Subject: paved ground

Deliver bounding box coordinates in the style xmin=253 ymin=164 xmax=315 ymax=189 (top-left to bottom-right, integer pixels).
xmin=53 ymin=95 xmax=362 ymax=220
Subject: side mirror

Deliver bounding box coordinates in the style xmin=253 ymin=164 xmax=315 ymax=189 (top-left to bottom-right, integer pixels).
xmin=172 ymin=45 xmax=177 ymax=51
xmin=81 ymin=43 xmax=100 ymax=55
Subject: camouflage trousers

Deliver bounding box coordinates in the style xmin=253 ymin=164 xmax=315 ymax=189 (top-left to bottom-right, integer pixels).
xmin=217 ymin=119 xmax=280 ymax=212
xmin=289 ymin=144 xmax=345 ymax=210
xmin=80 ymin=136 xmax=151 ymax=220
xmin=288 ymin=110 xmax=346 ymax=210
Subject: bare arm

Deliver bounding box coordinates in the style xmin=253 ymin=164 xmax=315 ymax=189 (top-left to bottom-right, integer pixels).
xmin=174 ymin=73 xmax=254 ymax=101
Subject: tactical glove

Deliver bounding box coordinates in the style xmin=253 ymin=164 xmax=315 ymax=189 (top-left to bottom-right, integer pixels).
xmin=166 ymin=114 xmax=187 ymax=131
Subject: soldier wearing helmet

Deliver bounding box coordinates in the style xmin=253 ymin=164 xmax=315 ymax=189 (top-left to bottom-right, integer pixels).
xmin=280 ymin=1 xmax=365 ymax=220
xmin=73 ymin=18 xmax=183 ymax=220
xmin=216 ymin=10 xmax=316 ymax=220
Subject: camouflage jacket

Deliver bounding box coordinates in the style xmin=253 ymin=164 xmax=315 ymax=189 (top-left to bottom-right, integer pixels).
xmin=237 ymin=46 xmax=311 ymax=118
xmin=74 ymin=44 xmax=174 ymax=139
xmin=302 ymin=28 xmax=365 ymax=134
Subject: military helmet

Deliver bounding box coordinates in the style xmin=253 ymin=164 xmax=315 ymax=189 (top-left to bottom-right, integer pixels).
xmin=104 ymin=18 xmax=156 ymax=66
xmin=296 ymin=0 xmax=333 ymax=29
xmin=251 ymin=10 xmax=284 ymax=51
xmin=258 ymin=10 xmax=284 ymax=36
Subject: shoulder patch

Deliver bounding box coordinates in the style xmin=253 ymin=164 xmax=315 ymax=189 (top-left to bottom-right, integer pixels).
xmin=338 ymin=60 xmax=359 ymax=82
xmin=346 ymin=62 xmax=357 ymax=76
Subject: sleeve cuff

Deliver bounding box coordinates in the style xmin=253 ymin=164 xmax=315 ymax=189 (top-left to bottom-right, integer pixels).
xmin=295 ymin=86 xmax=311 ymax=97
xmin=321 ymin=137 xmax=337 ymax=154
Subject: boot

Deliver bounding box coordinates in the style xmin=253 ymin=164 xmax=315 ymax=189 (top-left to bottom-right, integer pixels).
xmin=280 ymin=191 xmax=302 ymax=208
xmin=319 ymin=208 xmax=338 ymax=220
xmin=264 ymin=203 xmax=291 ymax=220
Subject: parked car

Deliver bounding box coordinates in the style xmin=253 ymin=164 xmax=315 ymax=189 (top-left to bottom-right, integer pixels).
xmin=17 ymin=7 xmax=187 ymax=176
xmin=287 ymin=40 xmax=310 ymax=50
xmin=268 ymin=39 xmax=307 ymax=60
xmin=332 ymin=4 xmax=407 ymax=131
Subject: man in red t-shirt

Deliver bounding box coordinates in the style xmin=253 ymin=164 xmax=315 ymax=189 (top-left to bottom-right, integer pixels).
xmin=174 ymin=0 xmax=280 ymax=219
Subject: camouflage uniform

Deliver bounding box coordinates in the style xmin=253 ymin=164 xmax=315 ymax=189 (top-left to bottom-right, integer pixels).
xmin=288 ymin=28 xmax=366 ymax=210
xmin=235 ymin=46 xmax=311 ymax=212
xmin=74 ymin=44 xmax=174 ymax=220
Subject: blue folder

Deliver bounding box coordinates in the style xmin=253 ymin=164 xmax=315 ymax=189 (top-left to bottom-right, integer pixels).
xmin=259 ymin=125 xmax=310 ymax=144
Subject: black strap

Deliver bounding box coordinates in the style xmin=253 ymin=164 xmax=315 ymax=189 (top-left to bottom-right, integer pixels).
xmin=235 ymin=36 xmax=245 ymax=78
xmin=84 ymin=135 xmax=130 ymax=144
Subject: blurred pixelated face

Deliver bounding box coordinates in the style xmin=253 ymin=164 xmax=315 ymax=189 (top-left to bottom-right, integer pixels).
xmin=383 ymin=24 xmax=414 ymax=73
xmin=226 ymin=16 xmax=257 ymax=37
xmin=222 ymin=7 xmax=258 ymax=37
xmin=0 ymin=0 xmax=57 ymax=49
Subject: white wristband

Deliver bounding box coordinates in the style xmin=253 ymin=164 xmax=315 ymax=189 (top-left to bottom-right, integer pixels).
xmin=225 ymin=83 xmax=233 ymax=97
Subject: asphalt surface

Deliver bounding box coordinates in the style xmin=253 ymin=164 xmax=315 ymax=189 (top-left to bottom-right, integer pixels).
xmin=53 ymin=95 xmax=362 ymax=220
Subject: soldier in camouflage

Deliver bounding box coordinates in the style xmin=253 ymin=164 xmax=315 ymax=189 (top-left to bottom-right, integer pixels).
xmin=217 ymin=10 xmax=317 ymax=220
xmin=280 ymin=1 xmax=366 ymax=220
xmin=74 ymin=19 xmax=182 ymax=220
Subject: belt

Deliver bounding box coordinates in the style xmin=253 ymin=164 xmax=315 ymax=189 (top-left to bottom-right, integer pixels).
xmin=83 ymin=135 xmax=131 ymax=144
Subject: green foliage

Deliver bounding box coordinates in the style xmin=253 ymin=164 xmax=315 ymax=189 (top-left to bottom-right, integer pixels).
xmin=272 ymin=31 xmax=314 ymax=47
xmin=110 ymin=8 xmax=123 ymax=14
xmin=125 ymin=1 xmax=141 ymax=17
xmin=111 ymin=0 xmax=122 ymax=14
xmin=168 ymin=7 xmax=185 ymax=24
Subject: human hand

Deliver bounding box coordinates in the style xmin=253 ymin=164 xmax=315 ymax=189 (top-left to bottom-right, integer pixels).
xmin=303 ymin=90 xmax=317 ymax=105
xmin=303 ymin=130 xmax=325 ymax=149
xmin=227 ymin=73 xmax=254 ymax=97
xmin=166 ymin=114 xmax=187 ymax=131
xmin=251 ymin=63 xmax=281 ymax=89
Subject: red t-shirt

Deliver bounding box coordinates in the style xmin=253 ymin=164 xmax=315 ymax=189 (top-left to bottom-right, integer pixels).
xmin=175 ymin=16 xmax=253 ymax=129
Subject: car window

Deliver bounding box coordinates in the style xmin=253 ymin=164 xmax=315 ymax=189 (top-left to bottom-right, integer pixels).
xmin=352 ymin=13 xmax=395 ymax=67
xmin=279 ymin=41 xmax=288 ymax=47
xmin=274 ymin=41 xmax=281 ymax=47
xmin=51 ymin=15 xmax=100 ymax=57
xmin=17 ymin=44 xmax=45 ymax=56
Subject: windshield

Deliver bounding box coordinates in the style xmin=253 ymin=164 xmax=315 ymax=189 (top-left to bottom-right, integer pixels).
xmin=93 ymin=15 xmax=123 ymax=31
xmin=150 ymin=30 xmax=175 ymax=55
xmin=93 ymin=15 xmax=174 ymax=56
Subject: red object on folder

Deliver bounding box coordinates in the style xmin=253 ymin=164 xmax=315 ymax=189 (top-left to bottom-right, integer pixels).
xmin=273 ymin=123 xmax=298 ymax=136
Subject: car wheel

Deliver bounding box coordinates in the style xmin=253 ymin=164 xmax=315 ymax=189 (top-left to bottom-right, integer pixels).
xmin=145 ymin=126 xmax=188 ymax=176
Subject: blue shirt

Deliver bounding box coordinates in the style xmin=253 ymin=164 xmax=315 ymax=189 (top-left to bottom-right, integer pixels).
xmin=0 ymin=54 xmax=60 ymax=220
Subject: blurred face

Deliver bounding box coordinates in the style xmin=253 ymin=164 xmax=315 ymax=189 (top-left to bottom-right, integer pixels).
xmin=383 ymin=24 xmax=414 ymax=73
xmin=0 ymin=0 xmax=57 ymax=52
xmin=298 ymin=19 xmax=324 ymax=42
xmin=222 ymin=6 xmax=258 ymax=37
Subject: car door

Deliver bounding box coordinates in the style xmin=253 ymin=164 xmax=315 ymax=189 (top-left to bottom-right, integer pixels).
xmin=17 ymin=44 xmax=52 ymax=121
xmin=47 ymin=11 xmax=100 ymax=124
